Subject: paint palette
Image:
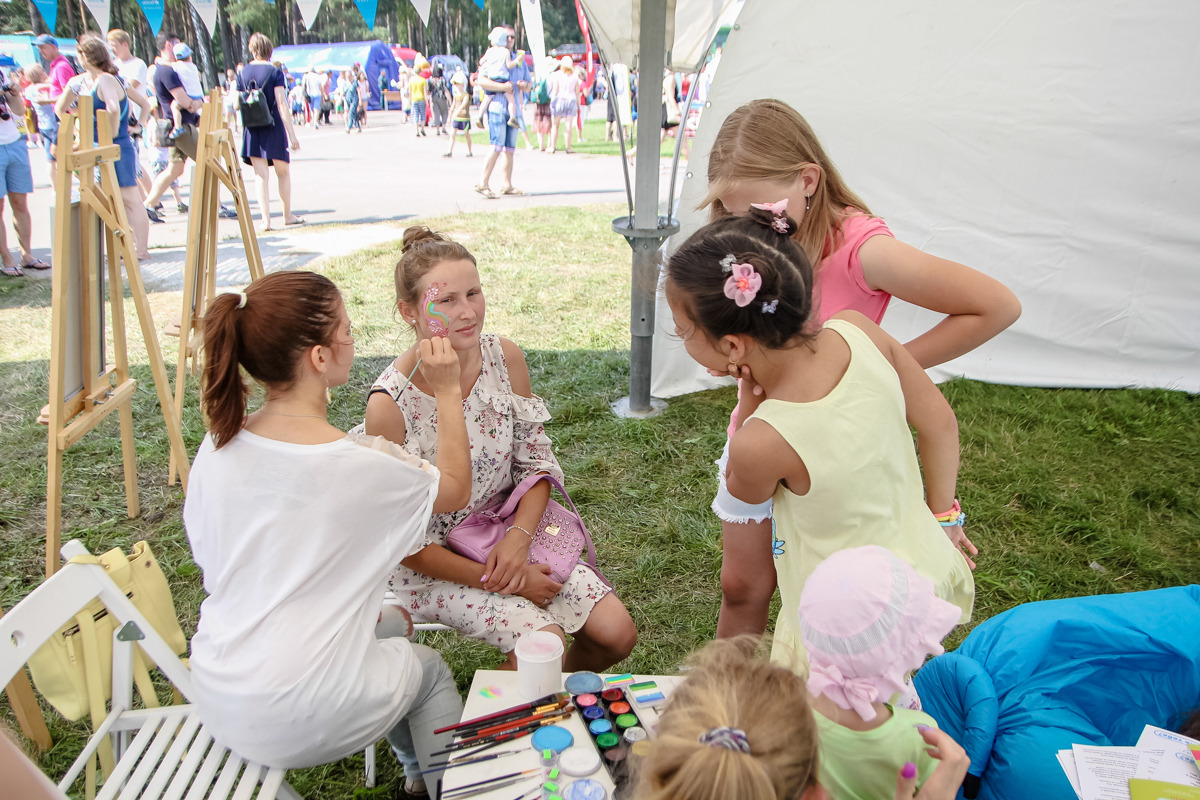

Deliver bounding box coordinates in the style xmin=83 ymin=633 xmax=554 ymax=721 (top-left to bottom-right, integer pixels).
xmin=571 ymin=686 xmax=650 ymax=789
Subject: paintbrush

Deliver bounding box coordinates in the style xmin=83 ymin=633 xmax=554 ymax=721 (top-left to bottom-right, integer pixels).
xmin=441 ymin=769 xmax=540 ymax=799
xmin=414 ymin=747 xmax=524 ymax=775
xmin=452 ymin=698 xmax=571 ymax=737
xmin=435 ymin=691 xmax=569 ymax=734
xmin=466 ymin=702 xmax=575 ymax=739
xmin=430 ymin=710 xmax=573 ymax=757
xmin=451 ymin=709 xmax=573 ymax=748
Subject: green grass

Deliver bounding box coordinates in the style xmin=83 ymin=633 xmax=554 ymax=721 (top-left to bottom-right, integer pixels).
xmin=2 ymin=205 xmax=1199 ymax=796
xmin=549 ymin=118 xmax=681 ymax=158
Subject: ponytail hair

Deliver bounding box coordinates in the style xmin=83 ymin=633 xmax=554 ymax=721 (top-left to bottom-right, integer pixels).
xmin=631 ymin=636 xmax=820 ymax=800
xmin=201 ymin=271 xmax=342 ymax=447
xmin=665 ymin=211 xmax=816 ymax=350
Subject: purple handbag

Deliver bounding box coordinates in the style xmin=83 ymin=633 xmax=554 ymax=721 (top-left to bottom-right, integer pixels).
xmin=445 ymin=474 xmax=601 ymax=584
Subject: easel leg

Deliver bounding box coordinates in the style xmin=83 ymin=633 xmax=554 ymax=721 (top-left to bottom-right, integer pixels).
xmin=46 ymin=444 xmax=63 ymax=576
xmin=118 ymin=402 xmax=140 ymax=519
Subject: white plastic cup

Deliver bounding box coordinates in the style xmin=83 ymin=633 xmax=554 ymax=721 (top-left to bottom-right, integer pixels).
xmin=514 ymin=631 xmax=565 ymax=701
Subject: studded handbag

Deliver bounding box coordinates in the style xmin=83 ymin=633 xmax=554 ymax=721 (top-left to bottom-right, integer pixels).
xmin=446 ymin=474 xmax=604 ymax=584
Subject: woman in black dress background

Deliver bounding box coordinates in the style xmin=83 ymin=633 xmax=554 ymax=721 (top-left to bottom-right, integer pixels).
xmin=236 ymin=33 xmax=303 ymax=230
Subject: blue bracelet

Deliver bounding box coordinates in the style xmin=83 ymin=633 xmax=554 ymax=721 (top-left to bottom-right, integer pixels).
xmin=938 ymin=512 xmax=966 ymax=528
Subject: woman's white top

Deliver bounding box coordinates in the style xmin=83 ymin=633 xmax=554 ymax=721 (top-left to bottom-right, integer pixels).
xmin=183 ymin=430 xmax=439 ymax=768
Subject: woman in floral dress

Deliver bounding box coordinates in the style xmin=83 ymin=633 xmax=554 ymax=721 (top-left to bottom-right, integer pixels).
xmin=365 ymin=226 xmax=638 ymax=670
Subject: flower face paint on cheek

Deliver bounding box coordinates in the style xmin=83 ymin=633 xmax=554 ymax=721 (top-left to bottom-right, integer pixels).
xmin=422 ymin=282 xmax=451 ymax=336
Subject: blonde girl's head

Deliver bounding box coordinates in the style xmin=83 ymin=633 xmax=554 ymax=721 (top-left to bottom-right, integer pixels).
xmin=701 ymin=98 xmax=873 ymax=268
xmin=631 ymin=636 xmax=822 ymax=800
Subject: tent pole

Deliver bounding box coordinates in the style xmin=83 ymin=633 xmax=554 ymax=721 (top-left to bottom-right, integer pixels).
xmin=611 ymin=0 xmax=677 ymax=418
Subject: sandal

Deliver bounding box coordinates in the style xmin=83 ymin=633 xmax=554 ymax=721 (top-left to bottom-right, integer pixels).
xmin=500 ymin=187 xmax=526 ymax=196
xmin=284 ymin=217 xmax=306 ymax=227
xmin=22 ymin=258 xmax=51 ymax=270
xmin=474 ymin=184 xmax=496 ymax=199
xmin=1 ymin=263 xmax=24 ymax=277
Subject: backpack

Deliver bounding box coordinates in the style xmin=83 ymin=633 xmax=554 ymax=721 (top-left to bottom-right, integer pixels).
xmin=532 ymin=78 xmax=550 ymax=105
xmin=238 ymin=80 xmax=274 ymax=128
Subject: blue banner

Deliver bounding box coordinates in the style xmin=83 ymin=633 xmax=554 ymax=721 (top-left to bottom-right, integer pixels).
xmin=354 ymin=0 xmax=377 ymax=28
xmin=32 ymin=0 xmax=57 ymax=35
xmin=137 ymin=0 xmax=164 ymax=34
xmin=472 ymin=0 xmax=483 ymax=7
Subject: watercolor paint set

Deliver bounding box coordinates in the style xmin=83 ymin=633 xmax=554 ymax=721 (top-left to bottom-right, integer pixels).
xmin=565 ymin=673 xmax=656 ymax=791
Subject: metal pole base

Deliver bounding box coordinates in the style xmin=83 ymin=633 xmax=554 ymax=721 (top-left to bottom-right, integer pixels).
xmin=611 ymin=396 xmax=668 ymax=419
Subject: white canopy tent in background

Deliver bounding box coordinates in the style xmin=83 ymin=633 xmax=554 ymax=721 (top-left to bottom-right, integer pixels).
xmin=652 ymin=0 xmax=1200 ymax=398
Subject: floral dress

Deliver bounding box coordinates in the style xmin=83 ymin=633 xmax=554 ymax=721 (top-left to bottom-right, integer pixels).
xmin=371 ymin=333 xmax=612 ymax=652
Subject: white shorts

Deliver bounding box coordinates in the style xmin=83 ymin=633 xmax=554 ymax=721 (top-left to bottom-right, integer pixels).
xmin=711 ymin=438 xmax=774 ymax=524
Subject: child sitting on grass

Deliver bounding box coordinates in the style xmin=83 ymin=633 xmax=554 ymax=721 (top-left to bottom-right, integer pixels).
xmin=631 ymin=635 xmax=969 ymax=800
xmin=800 ymin=545 xmax=961 ymax=800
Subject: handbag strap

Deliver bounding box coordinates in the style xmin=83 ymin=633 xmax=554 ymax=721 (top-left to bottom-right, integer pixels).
xmin=74 ymin=607 xmax=113 ymax=797
xmin=494 ymin=474 xmax=600 ymax=570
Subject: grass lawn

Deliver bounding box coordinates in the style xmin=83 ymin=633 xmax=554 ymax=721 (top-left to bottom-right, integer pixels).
xmin=1 ymin=205 xmax=1198 ymax=796
xmin=548 ymin=117 xmax=680 ymax=158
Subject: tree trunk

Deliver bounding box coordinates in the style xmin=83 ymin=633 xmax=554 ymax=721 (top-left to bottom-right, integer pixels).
xmin=64 ymin=0 xmax=78 ymax=38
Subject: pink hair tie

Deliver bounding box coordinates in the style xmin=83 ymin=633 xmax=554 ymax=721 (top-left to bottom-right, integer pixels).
xmin=750 ymin=198 xmax=792 ymax=233
xmin=723 ymin=262 xmax=762 ymax=307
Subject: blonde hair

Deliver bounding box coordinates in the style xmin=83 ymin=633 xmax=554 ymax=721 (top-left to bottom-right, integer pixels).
xmin=394 ymin=226 xmax=477 ymax=307
xmin=106 ymin=28 xmax=132 ymax=49
xmin=248 ymin=32 xmax=273 ymax=62
xmin=631 ymin=637 xmax=820 ymax=800
xmin=701 ymin=98 xmax=873 ymax=269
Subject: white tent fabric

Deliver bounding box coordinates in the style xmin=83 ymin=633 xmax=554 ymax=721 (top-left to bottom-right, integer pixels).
xmin=652 ymin=0 xmax=1200 ymax=397
xmin=580 ymin=0 xmax=737 ymax=71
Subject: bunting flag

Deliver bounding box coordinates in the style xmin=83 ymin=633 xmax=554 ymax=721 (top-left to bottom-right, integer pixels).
xmin=518 ymin=0 xmax=546 ymax=77
xmin=471 ymin=0 xmax=483 ymax=7
xmin=574 ymin=0 xmax=595 ymax=83
xmin=295 ymin=0 xmax=323 ymax=29
xmin=354 ymin=0 xmax=377 ymax=29
xmin=32 ymin=0 xmax=57 ymax=34
xmin=82 ymin=0 xmax=111 ymax=33
xmin=137 ymin=0 xmax=164 ymax=34
xmin=189 ymin=0 xmax=218 ymax=36
xmin=409 ymin=0 xmax=430 ymax=25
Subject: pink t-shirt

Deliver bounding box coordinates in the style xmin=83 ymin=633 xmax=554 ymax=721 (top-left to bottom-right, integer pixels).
xmin=726 ymin=210 xmax=895 ymax=437
xmin=48 ymin=56 xmax=76 ymax=98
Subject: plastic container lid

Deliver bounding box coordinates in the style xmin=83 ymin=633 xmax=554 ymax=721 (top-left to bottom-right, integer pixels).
xmin=531 ymin=725 xmax=575 ymax=753
xmin=564 ymin=671 xmax=604 ymax=695
xmin=609 ymin=701 xmax=631 ymax=715
xmin=623 ymin=726 xmax=647 ymax=743
xmin=559 ymin=746 xmax=602 ymax=777
xmin=562 ymin=778 xmax=608 ymax=800
xmin=601 ymin=689 xmax=623 ymax=702
xmin=588 ymin=718 xmax=613 ymax=735
xmin=581 ymin=706 xmax=605 ymax=720
xmin=515 ymin=630 xmax=565 ymax=663
xmin=614 ymin=713 xmax=639 ymax=730
xmin=595 ymin=732 xmax=620 ymax=749
xmin=575 ymin=693 xmax=598 ymax=707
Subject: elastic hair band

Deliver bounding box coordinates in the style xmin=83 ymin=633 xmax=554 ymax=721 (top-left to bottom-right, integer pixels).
xmin=235 ymin=291 xmax=248 ymax=309
xmin=699 ymin=727 xmax=751 ymax=754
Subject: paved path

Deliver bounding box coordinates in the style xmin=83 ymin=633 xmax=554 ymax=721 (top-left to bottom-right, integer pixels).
xmin=16 ymin=108 xmax=673 ymax=289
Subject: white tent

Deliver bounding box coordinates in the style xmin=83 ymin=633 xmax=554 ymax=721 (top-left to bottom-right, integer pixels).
xmin=651 ymin=0 xmax=1200 ymax=397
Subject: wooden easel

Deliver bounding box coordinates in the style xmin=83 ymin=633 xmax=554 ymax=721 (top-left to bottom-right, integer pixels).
xmin=167 ymin=90 xmax=263 ymax=485
xmin=45 ymin=95 xmax=190 ymax=576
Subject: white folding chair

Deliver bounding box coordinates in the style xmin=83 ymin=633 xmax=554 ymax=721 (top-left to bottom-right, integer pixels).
xmin=0 ymin=540 xmax=302 ymax=800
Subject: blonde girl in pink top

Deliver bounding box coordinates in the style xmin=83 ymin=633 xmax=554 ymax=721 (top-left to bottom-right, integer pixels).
xmin=703 ymin=98 xmax=1020 ymax=639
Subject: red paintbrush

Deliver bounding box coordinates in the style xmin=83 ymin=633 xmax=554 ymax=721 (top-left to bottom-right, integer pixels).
xmin=434 ymin=691 xmax=569 ymax=735
xmin=471 ymin=703 xmax=576 ymax=738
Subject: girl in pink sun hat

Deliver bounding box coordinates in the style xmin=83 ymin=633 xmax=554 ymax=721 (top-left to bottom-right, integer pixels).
xmin=799 ymin=545 xmax=962 ymax=800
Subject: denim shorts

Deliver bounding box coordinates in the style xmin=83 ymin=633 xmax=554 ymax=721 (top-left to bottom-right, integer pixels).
xmin=0 ymin=138 xmax=34 ymax=195
xmin=486 ymin=110 xmax=516 ymax=152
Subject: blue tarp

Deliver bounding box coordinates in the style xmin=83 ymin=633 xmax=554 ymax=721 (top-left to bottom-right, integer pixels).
xmin=0 ymin=35 xmax=79 ymax=71
xmin=271 ymin=40 xmax=398 ymax=111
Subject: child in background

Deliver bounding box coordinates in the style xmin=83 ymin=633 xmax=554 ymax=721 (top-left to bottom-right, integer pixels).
xmin=288 ymin=81 xmax=306 ymax=126
xmin=702 ymin=99 xmax=1019 ymax=639
xmin=631 ymin=636 xmax=969 ymax=800
xmin=476 ymin=26 xmax=522 ymax=128
xmin=444 ymin=71 xmax=473 ymax=157
xmin=22 ymin=65 xmax=57 ymax=181
xmin=169 ymin=43 xmax=204 ymax=139
xmin=800 ymin=546 xmax=961 ymax=800
xmin=664 ymin=210 xmax=975 ymax=671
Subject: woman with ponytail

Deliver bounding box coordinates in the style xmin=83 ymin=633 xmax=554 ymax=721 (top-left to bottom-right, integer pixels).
xmin=183 ymin=271 xmax=472 ymax=792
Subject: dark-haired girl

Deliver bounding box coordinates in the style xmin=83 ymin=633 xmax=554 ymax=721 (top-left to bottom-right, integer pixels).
xmin=664 ymin=210 xmax=975 ymax=673
xmin=365 ymin=226 xmax=637 ymax=672
xmin=182 ymin=271 xmax=470 ymax=791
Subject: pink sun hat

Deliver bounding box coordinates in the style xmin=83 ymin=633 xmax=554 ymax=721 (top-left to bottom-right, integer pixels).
xmin=798 ymin=545 xmax=960 ymax=721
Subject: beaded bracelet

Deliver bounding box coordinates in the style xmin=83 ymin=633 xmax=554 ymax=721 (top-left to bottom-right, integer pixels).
xmin=932 ymin=499 xmax=966 ymax=528
xmin=507 ymin=525 xmax=535 ymax=541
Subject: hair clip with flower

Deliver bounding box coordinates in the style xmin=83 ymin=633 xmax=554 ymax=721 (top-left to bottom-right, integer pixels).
xmin=724 ymin=262 xmax=763 ymax=307
xmin=719 ymin=254 xmax=736 ymax=273
xmin=750 ymin=198 xmax=792 ymax=233
xmin=761 ymin=299 xmax=778 ymax=314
